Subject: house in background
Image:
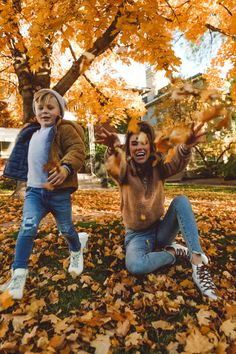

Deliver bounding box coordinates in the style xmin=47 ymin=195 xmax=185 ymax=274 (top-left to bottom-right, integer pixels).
xmin=0 ymin=127 xmax=20 ymax=174
xmin=142 ymin=69 xmax=206 ymax=181
xmin=142 ymin=68 xmax=205 ymax=125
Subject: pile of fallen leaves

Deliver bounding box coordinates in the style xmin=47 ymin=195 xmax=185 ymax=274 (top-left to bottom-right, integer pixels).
xmin=0 ymin=187 xmax=235 ymax=353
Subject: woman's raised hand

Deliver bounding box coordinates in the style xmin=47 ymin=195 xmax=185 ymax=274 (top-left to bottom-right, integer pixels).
xmin=185 ymin=122 xmax=206 ymax=148
xmin=95 ymin=126 xmax=121 ymax=149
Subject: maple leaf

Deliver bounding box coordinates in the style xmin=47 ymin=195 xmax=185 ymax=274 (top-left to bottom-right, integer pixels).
xmin=184 ymin=328 xmax=214 ymax=353
xmin=128 ymin=117 xmax=140 ymax=133
xmin=91 ymin=334 xmax=111 ymax=354
xmin=220 ymin=319 xmax=236 ymax=340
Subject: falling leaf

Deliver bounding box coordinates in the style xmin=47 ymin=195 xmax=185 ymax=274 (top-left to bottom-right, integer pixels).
xmin=137 ymin=132 xmax=148 ymax=144
xmin=128 ymin=118 xmax=140 ymax=133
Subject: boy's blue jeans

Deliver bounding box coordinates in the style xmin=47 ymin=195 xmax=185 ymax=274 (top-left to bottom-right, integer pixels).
xmin=13 ymin=187 xmax=81 ymax=269
xmin=125 ymin=195 xmax=205 ymax=275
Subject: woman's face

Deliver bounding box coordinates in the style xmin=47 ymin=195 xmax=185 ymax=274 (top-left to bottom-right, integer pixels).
xmin=129 ymin=132 xmax=151 ymax=164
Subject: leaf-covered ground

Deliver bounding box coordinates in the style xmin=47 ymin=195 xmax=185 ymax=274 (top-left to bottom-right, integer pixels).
xmin=0 ymin=185 xmax=235 ymax=353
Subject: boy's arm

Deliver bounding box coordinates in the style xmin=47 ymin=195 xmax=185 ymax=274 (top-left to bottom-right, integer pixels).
xmin=59 ymin=123 xmax=85 ymax=174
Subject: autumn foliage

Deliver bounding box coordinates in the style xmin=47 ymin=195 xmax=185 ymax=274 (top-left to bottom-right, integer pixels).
xmin=1 ymin=1 xmax=236 ymax=129
xmin=0 ymin=187 xmax=235 ymax=353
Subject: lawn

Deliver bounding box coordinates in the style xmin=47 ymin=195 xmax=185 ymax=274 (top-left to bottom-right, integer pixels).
xmin=0 ymin=185 xmax=235 ymax=353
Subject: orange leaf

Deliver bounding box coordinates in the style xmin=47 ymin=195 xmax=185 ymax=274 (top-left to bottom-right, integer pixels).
xmin=0 ymin=290 xmax=14 ymax=311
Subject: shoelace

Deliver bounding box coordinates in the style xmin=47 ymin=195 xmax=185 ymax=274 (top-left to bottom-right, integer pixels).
xmin=196 ymin=265 xmax=217 ymax=292
xmin=70 ymin=252 xmax=82 ymax=268
xmin=175 ymin=248 xmax=190 ymax=258
xmin=10 ymin=275 xmax=25 ymax=290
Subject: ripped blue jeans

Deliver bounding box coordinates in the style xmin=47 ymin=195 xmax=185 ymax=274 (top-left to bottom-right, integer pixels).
xmin=125 ymin=195 xmax=205 ymax=275
xmin=13 ymin=187 xmax=80 ymax=269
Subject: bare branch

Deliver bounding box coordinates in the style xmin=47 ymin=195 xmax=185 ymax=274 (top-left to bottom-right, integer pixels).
xmin=218 ymin=2 xmax=232 ymax=16
xmin=205 ymin=23 xmax=231 ymax=37
xmin=53 ymin=3 xmax=125 ymax=95
xmin=164 ymin=0 xmax=180 ymax=24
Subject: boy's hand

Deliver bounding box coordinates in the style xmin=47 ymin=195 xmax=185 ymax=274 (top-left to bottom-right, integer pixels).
xmin=48 ymin=166 xmax=69 ymax=186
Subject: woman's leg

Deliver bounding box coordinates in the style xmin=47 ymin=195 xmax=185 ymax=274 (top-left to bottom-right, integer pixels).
xmin=13 ymin=188 xmax=47 ymax=269
xmin=125 ymin=228 xmax=175 ymax=275
xmin=156 ymin=195 xmax=217 ymax=299
xmin=156 ymin=195 xmax=206 ymax=261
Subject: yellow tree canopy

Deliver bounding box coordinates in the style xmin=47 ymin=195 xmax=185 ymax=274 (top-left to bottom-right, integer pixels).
xmin=0 ymin=0 xmax=236 ymax=126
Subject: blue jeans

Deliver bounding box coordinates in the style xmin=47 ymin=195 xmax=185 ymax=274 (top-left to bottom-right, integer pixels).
xmin=125 ymin=195 xmax=205 ymax=275
xmin=13 ymin=187 xmax=80 ymax=269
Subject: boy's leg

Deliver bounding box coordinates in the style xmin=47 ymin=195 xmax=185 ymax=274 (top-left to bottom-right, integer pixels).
xmin=13 ymin=188 xmax=47 ymax=269
xmin=50 ymin=191 xmax=82 ymax=275
xmin=50 ymin=191 xmax=80 ymax=251
xmin=125 ymin=228 xmax=175 ymax=275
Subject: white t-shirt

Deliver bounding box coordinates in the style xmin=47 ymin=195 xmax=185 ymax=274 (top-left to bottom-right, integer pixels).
xmin=27 ymin=126 xmax=53 ymax=187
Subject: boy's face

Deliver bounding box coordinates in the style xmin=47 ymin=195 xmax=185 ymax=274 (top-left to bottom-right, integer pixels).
xmin=129 ymin=133 xmax=151 ymax=164
xmin=34 ymin=96 xmax=61 ymax=128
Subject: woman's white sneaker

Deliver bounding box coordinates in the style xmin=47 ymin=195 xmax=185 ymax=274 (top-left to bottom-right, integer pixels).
xmin=165 ymin=242 xmax=190 ymax=259
xmin=0 ymin=268 xmax=28 ymax=300
xmin=68 ymin=250 xmax=83 ymax=276
xmin=192 ymin=264 xmax=217 ymax=300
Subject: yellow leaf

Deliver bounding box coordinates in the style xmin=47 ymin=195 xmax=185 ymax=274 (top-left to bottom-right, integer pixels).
xmin=128 ymin=118 xmax=139 ymax=133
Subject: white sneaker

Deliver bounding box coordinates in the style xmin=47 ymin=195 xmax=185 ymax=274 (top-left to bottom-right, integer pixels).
xmin=192 ymin=264 xmax=217 ymax=300
xmin=0 ymin=268 xmax=28 ymax=300
xmin=166 ymin=243 xmax=209 ymax=265
xmin=78 ymin=232 xmax=88 ymax=249
xmin=68 ymin=250 xmax=83 ymax=276
xmin=165 ymin=242 xmax=190 ymax=259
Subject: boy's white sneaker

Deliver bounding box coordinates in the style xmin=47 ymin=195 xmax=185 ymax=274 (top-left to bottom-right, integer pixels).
xmin=0 ymin=268 xmax=28 ymax=300
xmin=68 ymin=250 xmax=83 ymax=276
xmin=192 ymin=264 xmax=217 ymax=300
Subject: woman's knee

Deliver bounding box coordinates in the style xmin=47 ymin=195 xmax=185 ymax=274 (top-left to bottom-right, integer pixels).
xmin=126 ymin=259 xmax=146 ymax=275
xmin=172 ymin=195 xmax=190 ymax=208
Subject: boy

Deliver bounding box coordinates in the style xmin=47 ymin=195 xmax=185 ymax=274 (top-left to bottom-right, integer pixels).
xmin=1 ymin=89 xmax=85 ymax=299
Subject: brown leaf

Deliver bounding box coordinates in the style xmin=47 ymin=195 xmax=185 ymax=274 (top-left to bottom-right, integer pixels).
xmin=184 ymin=328 xmax=215 ymax=353
xmin=91 ymin=334 xmax=111 ymax=354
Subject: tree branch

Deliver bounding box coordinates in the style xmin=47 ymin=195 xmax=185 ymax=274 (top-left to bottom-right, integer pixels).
xmin=218 ymin=2 xmax=232 ymax=16
xmin=53 ymin=3 xmax=124 ymax=95
xmin=216 ymin=142 xmax=233 ymax=164
xmin=205 ymin=23 xmax=231 ymax=37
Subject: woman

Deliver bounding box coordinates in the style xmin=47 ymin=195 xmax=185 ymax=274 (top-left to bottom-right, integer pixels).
xmin=96 ymin=121 xmax=217 ymax=300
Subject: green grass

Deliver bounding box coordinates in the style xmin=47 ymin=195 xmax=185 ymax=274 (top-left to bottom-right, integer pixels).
xmin=166 ymin=182 xmax=236 ymax=193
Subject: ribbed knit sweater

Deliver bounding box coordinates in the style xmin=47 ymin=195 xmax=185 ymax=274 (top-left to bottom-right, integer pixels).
xmin=106 ymin=144 xmax=191 ymax=231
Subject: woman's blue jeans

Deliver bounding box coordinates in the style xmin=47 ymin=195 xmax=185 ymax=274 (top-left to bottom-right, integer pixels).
xmin=125 ymin=195 xmax=205 ymax=275
xmin=13 ymin=187 xmax=80 ymax=269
